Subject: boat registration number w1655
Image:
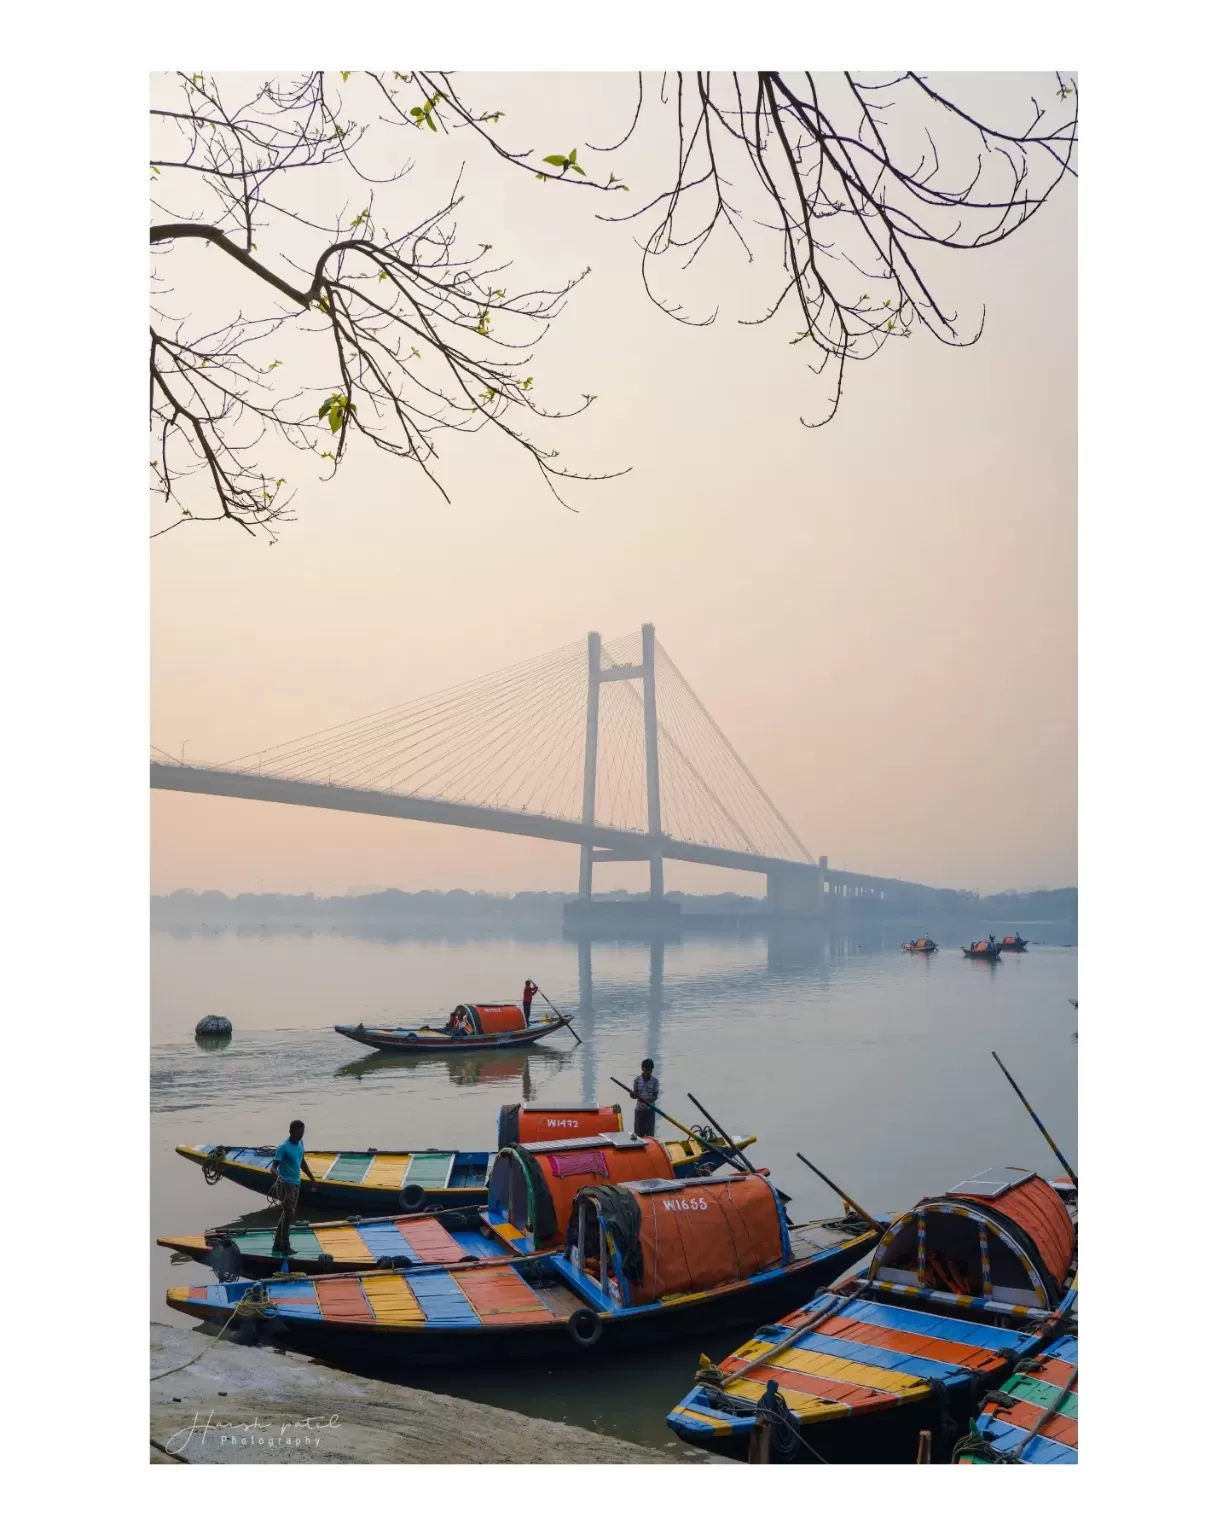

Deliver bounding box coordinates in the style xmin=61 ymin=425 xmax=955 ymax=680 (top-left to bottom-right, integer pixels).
xmin=662 ymin=1196 xmax=708 ymax=1211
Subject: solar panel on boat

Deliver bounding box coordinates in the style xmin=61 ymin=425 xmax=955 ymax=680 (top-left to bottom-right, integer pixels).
xmin=946 ymin=1167 xmax=1033 ymax=1199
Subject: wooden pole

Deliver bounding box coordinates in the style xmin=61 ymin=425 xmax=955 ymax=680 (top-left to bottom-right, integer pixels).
xmin=686 ymin=1092 xmax=758 ymax=1175
xmin=536 ymin=987 xmax=581 ymax=1043
xmin=990 ymin=1051 xmax=1078 ymax=1186
xmin=916 ymin=1430 xmax=932 ymax=1464
xmin=795 ymin=1152 xmax=886 ymax=1234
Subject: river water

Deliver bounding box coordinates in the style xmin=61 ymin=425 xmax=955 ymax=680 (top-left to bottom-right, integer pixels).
xmin=151 ymin=919 xmax=1076 ymax=1454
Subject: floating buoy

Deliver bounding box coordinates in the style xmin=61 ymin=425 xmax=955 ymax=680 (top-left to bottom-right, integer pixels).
xmin=195 ymin=1014 xmax=233 ymax=1037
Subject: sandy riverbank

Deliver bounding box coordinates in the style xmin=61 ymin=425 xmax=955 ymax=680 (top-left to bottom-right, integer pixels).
xmin=151 ymin=1324 xmax=714 ymax=1465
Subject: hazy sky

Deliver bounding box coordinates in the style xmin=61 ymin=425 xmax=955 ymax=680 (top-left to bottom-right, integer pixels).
xmin=151 ymin=71 xmax=1076 ymax=898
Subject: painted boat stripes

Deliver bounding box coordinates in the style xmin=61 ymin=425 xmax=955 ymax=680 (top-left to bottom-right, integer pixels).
xmin=971 ymin=1419 xmax=1076 ymax=1464
xmin=393 ymin=1218 xmax=468 ymax=1265
xmin=327 ymin=1153 xmax=374 ymax=1184
xmin=999 ymin=1373 xmax=1079 ymax=1420
xmin=361 ymin=1272 xmax=425 ymax=1325
xmin=317 ymin=1275 xmax=374 ymax=1323
xmin=401 ymin=1269 xmax=482 ymax=1327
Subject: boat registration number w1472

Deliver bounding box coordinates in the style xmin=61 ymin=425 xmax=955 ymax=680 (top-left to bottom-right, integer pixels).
xmin=662 ymin=1196 xmax=708 ymax=1211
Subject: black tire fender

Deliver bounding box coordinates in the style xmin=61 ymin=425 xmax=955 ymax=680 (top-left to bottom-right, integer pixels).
xmin=568 ymin=1308 xmax=603 ymax=1348
xmin=399 ymin=1183 xmax=427 ymax=1213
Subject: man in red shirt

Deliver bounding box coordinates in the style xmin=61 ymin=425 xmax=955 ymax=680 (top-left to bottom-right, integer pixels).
xmin=522 ymin=978 xmax=539 ymax=1023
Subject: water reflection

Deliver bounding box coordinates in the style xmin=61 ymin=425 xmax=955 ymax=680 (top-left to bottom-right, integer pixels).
xmin=335 ymin=1047 xmax=573 ymax=1094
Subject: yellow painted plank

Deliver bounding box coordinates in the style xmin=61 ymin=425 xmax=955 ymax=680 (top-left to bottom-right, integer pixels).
xmin=360 ymin=1272 xmax=425 ymax=1325
xmin=735 ymin=1337 xmax=926 ymax=1395
xmin=316 ymin=1226 xmax=374 ymax=1264
xmin=676 ymin=1410 xmax=733 ymax=1434
xmin=304 ymin=1153 xmax=338 ymax=1178
xmin=722 ymin=1379 xmax=844 ymax=1417
xmin=491 ymin=1222 xmax=524 ymax=1244
xmin=362 ymin=1154 xmax=411 ymax=1190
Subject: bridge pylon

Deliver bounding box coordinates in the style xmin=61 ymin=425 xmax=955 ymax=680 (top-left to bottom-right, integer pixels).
xmin=577 ymin=622 xmax=666 ymax=903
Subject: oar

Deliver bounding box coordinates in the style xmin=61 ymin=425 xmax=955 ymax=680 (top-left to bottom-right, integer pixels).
xmin=991 ymin=1051 xmax=1078 ymax=1187
xmin=795 ymin=1152 xmax=886 ymax=1234
xmin=686 ymin=1092 xmax=757 ymax=1176
xmin=536 ymin=986 xmax=581 ymax=1043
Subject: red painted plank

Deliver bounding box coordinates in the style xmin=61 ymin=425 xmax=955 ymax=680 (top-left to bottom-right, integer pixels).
xmin=985 ymin=1395 xmax=1079 ymax=1449
xmin=452 ymin=1267 xmax=551 ymax=1324
xmin=316 ymin=1275 xmax=375 ymax=1324
xmin=727 ymin=1356 xmax=900 ymax=1412
xmin=821 ymin=1315 xmax=1005 ymax=1371
xmin=395 ymin=1217 xmax=467 ymax=1265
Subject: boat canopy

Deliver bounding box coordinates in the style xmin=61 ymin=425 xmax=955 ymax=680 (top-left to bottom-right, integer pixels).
xmin=497 ymin=1103 xmax=622 ymax=1149
xmin=869 ymin=1167 xmax=1075 ymax=1309
xmin=967 ymin=941 xmax=997 ymax=953
xmin=567 ymin=1172 xmax=790 ymax=1307
xmin=453 ymin=1004 xmax=531 ymax=1036
xmin=488 ymin=1135 xmax=673 ymax=1241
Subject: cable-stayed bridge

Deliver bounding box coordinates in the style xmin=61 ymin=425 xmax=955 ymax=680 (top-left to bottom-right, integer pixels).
xmin=151 ymin=625 xmax=940 ymax=915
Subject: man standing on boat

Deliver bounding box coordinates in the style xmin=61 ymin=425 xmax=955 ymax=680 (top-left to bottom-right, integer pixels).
xmin=272 ymin=1119 xmax=317 ymax=1254
xmin=631 ymin=1059 xmax=660 ymax=1138
xmin=522 ymin=978 xmax=539 ymax=1024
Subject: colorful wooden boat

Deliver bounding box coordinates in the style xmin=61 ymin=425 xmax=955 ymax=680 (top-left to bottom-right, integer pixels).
xmin=162 ymin=1128 xmax=758 ymax=1276
xmin=335 ymin=1001 xmax=572 ymax=1053
xmin=902 ymin=938 xmax=938 ymax=953
xmin=962 ymin=939 xmax=1002 ymax=959
xmin=997 ymin=934 xmax=1029 ymax=952
xmin=956 ymin=1327 xmax=1077 ymax=1463
xmin=666 ymin=1166 xmax=1077 ymax=1463
xmin=174 ymin=1114 xmax=757 ymax=1216
xmin=166 ymin=1170 xmax=882 ymax=1367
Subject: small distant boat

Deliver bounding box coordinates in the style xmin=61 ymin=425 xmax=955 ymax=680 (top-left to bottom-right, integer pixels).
xmin=962 ymin=938 xmax=1002 ymax=959
xmin=667 ymin=1165 xmax=1077 ymax=1463
xmin=166 ymin=1170 xmax=882 ymax=1367
xmin=161 ymin=1129 xmax=758 ymax=1277
xmin=998 ymin=934 xmax=1029 ymax=952
xmin=174 ymin=1112 xmax=756 ymax=1217
xmin=336 ymin=1002 xmax=572 ymax=1054
xmin=194 ymin=1013 xmax=233 ymax=1037
xmin=902 ymin=937 xmax=938 ymax=954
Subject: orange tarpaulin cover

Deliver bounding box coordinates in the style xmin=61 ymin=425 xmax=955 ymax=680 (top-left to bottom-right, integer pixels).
xmin=516 ymin=1105 xmax=621 ymax=1142
xmin=534 ymin=1140 xmax=673 ymax=1238
xmin=469 ymin=1004 xmax=531 ymax=1035
xmin=626 ymin=1173 xmax=786 ymax=1305
xmin=974 ymin=1175 xmax=1074 ymax=1290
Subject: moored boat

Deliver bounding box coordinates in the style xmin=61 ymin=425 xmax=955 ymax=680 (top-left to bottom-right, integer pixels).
xmin=335 ymin=1001 xmax=572 ymax=1053
xmin=166 ymin=1169 xmax=881 ymax=1367
xmin=997 ymin=934 xmax=1029 ymax=952
xmin=666 ymin=1165 xmax=1077 ymax=1463
xmin=956 ymin=1325 xmax=1077 ymax=1463
xmin=962 ymin=938 xmax=1002 ymax=959
xmin=173 ymin=1115 xmax=757 ymax=1217
xmin=902 ymin=937 xmax=938 ymax=953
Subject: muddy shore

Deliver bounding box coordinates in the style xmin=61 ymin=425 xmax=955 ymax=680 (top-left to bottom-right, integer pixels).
xmin=151 ymin=1324 xmax=714 ymax=1465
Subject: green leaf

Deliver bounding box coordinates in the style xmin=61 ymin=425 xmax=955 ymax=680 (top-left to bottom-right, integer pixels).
xmin=340 ymin=71 xmax=351 ymax=82
xmin=571 ymin=163 xmax=585 ymax=177
xmin=426 ymin=115 xmax=437 ymax=132
xmin=266 ymin=360 xmax=283 ymax=371
xmin=349 ymin=210 xmax=369 ymax=228
xmin=543 ymin=154 xmax=569 ymax=167
xmin=377 ymin=271 xmax=388 ymax=281
xmin=568 ymin=148 xmax=577 ymax=163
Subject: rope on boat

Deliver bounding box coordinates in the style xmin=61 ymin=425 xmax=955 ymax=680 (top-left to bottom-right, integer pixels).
xmin=151 ymin=1284 xmax=280 ymax=1381
xmin=201 ymin=1147 xmax=231 ymax=1185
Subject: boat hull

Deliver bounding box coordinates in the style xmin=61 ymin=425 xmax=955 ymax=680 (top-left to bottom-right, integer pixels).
xmin=174 ymin=1132 xmax=756 ymax=1221
xmin=335 ymin=1019 xmax=569 ymax=1053
xmin=166 ymin=1228 xmax=878 ymax=1371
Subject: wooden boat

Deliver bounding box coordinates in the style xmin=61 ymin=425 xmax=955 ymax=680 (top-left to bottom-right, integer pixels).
xmin=997 ymin=934 xmax=1029 ymax=952
xmin=666 ymin=1165 xmax=1077 ymax=1463
xmin=161 ymin=1128 xmax=757 ymax=1276
xmin=166 ymin=1170 xmax=881 ymax=1367
xmin=902 ymin=938 xmax=937 ymax=953
xmin=956 ymin=1326 xmax=1077 ymax=1463
xmin=174 ymin=1114 xmax=757 ymax=1217
xmin=335 ymin=1001 xmax=571 ymax=1053
xmin=962 ymin=939 xmax=1002 ymax=959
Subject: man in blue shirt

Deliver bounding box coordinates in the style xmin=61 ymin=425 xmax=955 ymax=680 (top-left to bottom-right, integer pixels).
xmin=631 ymin=1059 xmax=660 ymax=1138
xmin=272 ymin=1119 xmax=318 ymax=1253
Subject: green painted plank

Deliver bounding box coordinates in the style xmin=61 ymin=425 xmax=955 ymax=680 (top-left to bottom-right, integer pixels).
xmin=406 ymin=1152 xmax=455 ymax=1188
xmin=1004 ymin=1375 xmax=1079 ymax=1419
xmin=328 ymin=1154 xmax=375 ymax=1184
xmin=232 ymin=1228 xmax=322 ymax=1259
